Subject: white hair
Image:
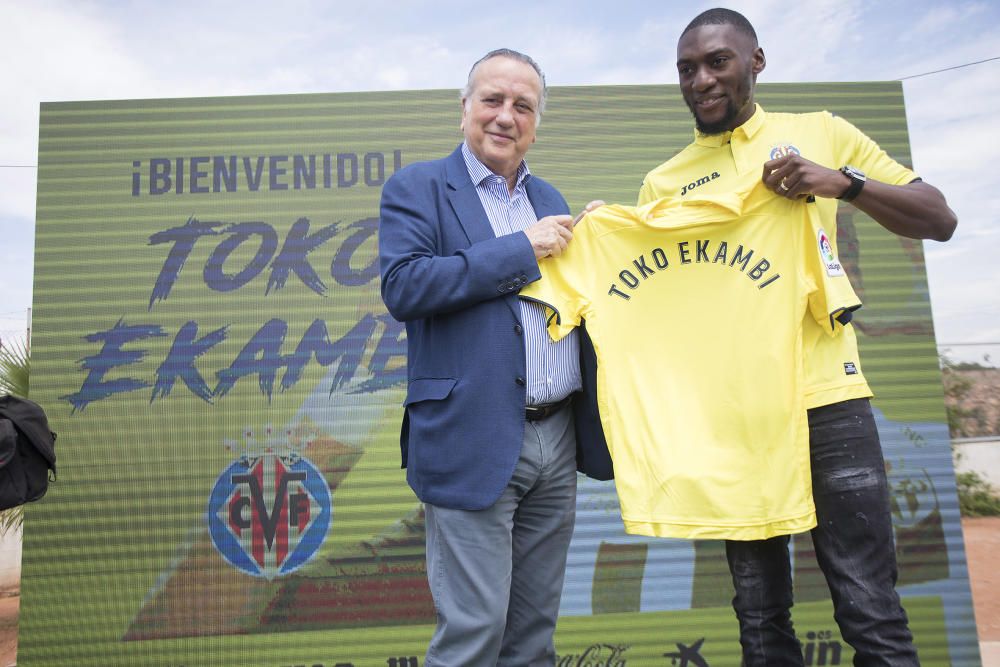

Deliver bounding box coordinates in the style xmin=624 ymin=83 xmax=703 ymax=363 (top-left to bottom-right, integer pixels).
xmin=460 ymin=48 xmax=547 ymax=126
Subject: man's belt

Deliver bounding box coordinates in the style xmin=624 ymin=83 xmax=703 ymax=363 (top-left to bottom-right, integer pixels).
xmin=525 ymin=395 xmax=573 ymax=422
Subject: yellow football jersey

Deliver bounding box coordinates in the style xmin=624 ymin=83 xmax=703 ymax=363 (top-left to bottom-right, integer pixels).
xmin=522 ymin=180 xmax=859 ymax=540
xmin=638 ymin=105 xmax=917 ymax=408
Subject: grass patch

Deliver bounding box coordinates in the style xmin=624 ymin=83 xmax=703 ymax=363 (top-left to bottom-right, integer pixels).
xmin=957 ymin=471 xmax=1000 ymax=517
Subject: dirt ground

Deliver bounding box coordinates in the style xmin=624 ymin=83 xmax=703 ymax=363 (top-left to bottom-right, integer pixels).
xmin=965 ymin=517 xmax=1000 ymax=642
xmin=0 ymin=519 xmax=997 ymax=665
xmin=0 ymin=595 xmax=16 ymax=667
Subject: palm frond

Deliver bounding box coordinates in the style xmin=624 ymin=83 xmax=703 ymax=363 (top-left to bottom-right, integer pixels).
xmin=0 ymin=336 xmax=29 ymax=398
xmin=0 ymin=508 xmax=21 ymax=537
xmin=0 ymin=335 xmax=29 ymax=534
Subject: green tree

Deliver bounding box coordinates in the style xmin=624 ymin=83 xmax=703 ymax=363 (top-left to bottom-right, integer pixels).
xmin=940 ymin=354 xmax=987 ymax=437
xmin=941 ymin=354 xmax=1000 ymax=516
xmin=956 ymin=471 xmax=1000 ymax=517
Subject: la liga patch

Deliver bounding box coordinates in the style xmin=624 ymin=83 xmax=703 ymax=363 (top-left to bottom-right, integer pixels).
xmin=817 ymin=228 xmax=845 ymax=276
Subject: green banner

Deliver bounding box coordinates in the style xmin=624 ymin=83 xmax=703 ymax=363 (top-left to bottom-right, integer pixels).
xmin=21 ymin=83 xmax=977 ymax=666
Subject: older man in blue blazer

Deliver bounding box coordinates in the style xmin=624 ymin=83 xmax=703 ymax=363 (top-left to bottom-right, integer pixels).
xmin=379 ymin=48 xmax=609 ymax=666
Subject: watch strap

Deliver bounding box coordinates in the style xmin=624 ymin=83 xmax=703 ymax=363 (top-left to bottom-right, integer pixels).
xmin=838 ymin=166 xmax=865 ymax=202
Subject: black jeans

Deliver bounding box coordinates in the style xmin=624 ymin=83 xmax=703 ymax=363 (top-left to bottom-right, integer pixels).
xmin=725 ymin=398 xmax=919 ymax=666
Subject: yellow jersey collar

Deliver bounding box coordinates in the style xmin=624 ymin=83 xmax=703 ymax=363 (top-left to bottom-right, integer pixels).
xmin=638 ymin=188 xmax=746 ymax=224
xmin=693 ymin=104 xmax=766 ymax=147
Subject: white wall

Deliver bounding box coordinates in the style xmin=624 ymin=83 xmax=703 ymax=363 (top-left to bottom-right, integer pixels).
xmin=0 ymin=528 xmax=20 ymax=593
xmin=953 ymin=437 xmax=1000 ymax=489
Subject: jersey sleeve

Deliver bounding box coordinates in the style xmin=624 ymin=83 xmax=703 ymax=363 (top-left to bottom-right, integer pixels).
xmin=637 ymin=177 xmax=656 ymax=206
xmin=802 ymin=204 xmax=862 ymax=334
xmin=828 ymin=113 xmax=918 ymax=185
xmin=519 ymin=245 xmax=589 ymax=343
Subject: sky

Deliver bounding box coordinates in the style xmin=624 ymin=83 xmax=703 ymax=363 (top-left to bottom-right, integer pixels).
xmin=1 ymin=0 xmax=998 ymax=365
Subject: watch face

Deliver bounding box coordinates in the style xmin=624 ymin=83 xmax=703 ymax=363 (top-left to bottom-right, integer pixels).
xmin=843 ymin=165 xmax=866 ymax=181
xmin=838 ymin=165 xmax=867 ymax=201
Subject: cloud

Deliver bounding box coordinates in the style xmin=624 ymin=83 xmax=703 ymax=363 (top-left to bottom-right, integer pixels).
xmin=905 ymin=63 xmax=1000 ymax=245
xmin=909 ymin=1 xmax=992 ymax=38
xmin=3 ymin=3 xmax=158 ymax=157
xmin=747 ymin=0 xmax=863 ymax=82
xmin=2 ymin=0 xmax=999 ymax=354
xmin=0 ymin=213 xmax=35 ymax=341
xmin=0 ymin=169 xmax=38 ymax=221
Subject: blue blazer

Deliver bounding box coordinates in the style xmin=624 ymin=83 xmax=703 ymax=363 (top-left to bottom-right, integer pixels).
xmin=379 ymin=145 xmax=611 ymax=511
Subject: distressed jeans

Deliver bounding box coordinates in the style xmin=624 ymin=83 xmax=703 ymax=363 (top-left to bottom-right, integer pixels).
xmin=725 ymin=398 xmax=919 ymax=666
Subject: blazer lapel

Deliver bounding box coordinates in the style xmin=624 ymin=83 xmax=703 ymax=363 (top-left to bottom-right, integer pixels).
xmin=444 ymin=146 xmax=496 ymax=246
xmin=525 ymin=177 xmax=556 ymax=218
xmin=444 ymin=145 xmax=524 ymax=322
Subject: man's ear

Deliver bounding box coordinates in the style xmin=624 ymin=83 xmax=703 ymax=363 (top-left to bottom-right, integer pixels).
xmin=752 ymin=47 xmax=766 ymax=76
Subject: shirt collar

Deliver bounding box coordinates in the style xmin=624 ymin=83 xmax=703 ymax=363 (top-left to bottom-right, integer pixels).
xmin=461 ymin=141 xmax=531 ymax=189
xmin=638 ymin=188 xmax=745 ymax=223
xmin=693 ymin=104 xmax=766 ymax=147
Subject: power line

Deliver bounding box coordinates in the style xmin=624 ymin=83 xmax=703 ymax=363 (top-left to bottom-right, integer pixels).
xmin=900 ymin=56 xmax=1000 ymax=80
xmin=937 ymin=342 xmax=1000 ymax=347
xmin=0 ymin=164 xmax=36 ymax=168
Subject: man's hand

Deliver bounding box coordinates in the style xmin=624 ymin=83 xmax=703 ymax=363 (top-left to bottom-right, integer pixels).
xmin=574 ymin=199 xmax=606 ymax=225
xmin=525 ymin=214 xmax=574 ymax=258
xmin=762 ymin=154 xmax=956 ymax=241
xmin=763 ymin=154 xmax=849 ymax=200
xmin=527 ymin=201 xmax=606 ymax=260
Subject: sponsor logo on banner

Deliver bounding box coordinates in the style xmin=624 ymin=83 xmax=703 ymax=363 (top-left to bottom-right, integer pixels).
xmin=385 ymin=658 xmax=419 ymax=667
xmin=663 ymin=637 xmax=709 ymax=666
xmin=802 ymin=630 xmax=843 ymax=665
xmin=207 ymin=427 xmax=332 ymax=580
xmin=889 ymin=462 xmax=948 ymax=585
xmin=557 ymin=643 xmax=629 ymax=666
xmin=817 ymin=228 xmax=845 ymax=276
xmin=769 ymin=143 xmax=801 ymax=160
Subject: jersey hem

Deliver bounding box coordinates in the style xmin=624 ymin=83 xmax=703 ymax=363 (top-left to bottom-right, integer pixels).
xmin=804 ymin=380 xmax=872 ymax=410
xmin=622 ymin=511 xmax=817 ymax=540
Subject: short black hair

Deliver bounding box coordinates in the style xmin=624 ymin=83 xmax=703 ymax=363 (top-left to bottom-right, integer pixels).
xmin=681 ymin=8 xmax=758 ymax=46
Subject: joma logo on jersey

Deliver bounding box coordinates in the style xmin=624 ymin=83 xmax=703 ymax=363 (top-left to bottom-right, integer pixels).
xmin=769 ymin=144 xmax=801 ymax=160
xmin=207 ymin=428 xmax=332 ymax=580
xmin=679 ymin=171 xmax=720 ymax=196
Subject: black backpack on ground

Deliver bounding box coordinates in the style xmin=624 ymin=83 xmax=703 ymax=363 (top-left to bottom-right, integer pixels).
xmin=0 ymin=395 xmax=57 ymax=511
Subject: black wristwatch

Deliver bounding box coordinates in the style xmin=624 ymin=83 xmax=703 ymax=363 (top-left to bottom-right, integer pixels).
xmin=837 ymin=165 xmax=866 ymax=202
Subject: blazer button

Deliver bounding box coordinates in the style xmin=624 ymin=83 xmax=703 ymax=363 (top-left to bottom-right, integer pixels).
xmin=514 ymin=324 xmax=523 ymax=335
xmin=515 ymin=376 xmax=526 ymax=386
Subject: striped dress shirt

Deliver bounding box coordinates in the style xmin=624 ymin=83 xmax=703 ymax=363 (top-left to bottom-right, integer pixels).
xmin=461 ymin=142 xmax=581 ymax=406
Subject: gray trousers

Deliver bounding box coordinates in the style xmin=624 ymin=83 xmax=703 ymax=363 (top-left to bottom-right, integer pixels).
xmin=424 ymin=405 xmax=577 ymax=667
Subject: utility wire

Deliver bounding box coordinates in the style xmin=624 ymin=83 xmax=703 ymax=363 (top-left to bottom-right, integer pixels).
xmin=900 ymin=56 xmax=1000 ymax=80
xmin=938 ymin=342 xmax=1000 ymax=347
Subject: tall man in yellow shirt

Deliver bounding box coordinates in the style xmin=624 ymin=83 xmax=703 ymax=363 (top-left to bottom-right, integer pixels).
xmin=639 ymin=8 xmax=957 ymax=666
